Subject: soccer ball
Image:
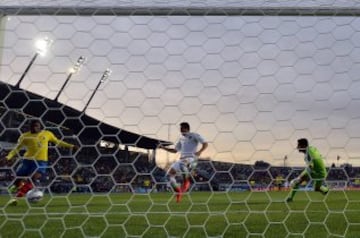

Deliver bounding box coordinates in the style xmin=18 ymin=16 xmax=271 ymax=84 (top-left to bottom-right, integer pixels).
xmin=26 ymin=189 xmax=44 ymax=203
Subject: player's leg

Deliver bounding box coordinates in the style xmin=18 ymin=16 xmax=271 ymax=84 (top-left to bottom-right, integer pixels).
xmin=10 ymin=159 xmax=37 ymax=198
xmin=17 ymin=160 xmax=48 ymax=198
xmin=179 ymin=158 xmax=191 ymax=192
xmin=180 ymin=157 xmax=197 ymax=192
xmin=287 ymin=170 xmax=309 ymax=202
xmin=15 ymin=181 xmax=34 ymax=198
xmin=8 ymin=159 xmax=27 ymax=194
xmin=10 ymin=159 xmax=31 ymax=194
xmin=15 ymin=170 xmax=46 ymax=198
xmin=31 ymin=161 xmax=48 ymax=187
xmin=312 ymin=173 xmax=329 ymax=195
xmin=167 ymin=163 xmax=183 ymax=203
xmin=7 ymin=159 xmax=33 ymax=206
xmin=15 ymin=160 xmax=39 ymax=198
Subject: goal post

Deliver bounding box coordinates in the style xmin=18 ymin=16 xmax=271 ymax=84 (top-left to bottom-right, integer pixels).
xmin=0 ymin=2 xmax=359 ymax=237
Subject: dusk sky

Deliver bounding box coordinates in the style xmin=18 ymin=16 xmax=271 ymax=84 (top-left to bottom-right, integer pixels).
xmin=1 ymin=13 xmax=360 ymax=167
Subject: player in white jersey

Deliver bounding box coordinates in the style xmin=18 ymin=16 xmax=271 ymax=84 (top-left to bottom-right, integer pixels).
xmin=159 ymin=122 xmax=208 ymax=203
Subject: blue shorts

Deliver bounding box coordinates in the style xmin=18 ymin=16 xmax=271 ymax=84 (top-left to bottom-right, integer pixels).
xmin=16 ymin=159 xmax=48 ymax=177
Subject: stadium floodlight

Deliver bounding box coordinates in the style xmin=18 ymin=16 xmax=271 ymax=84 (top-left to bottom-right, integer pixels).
xmin=69 ymin=56 xmax=86 ymax=74
xmin=16 ymin=36 xmax=53 ymax=88
xmin=100 ymin=68 xmax=112 ymax=83
xmin=35 ymin=36 xmax=53 ymax=56
xmin=83 ymin=68 xmax=112 ymax=112
xmin=55 ymin=56 xmax=86 ymax=101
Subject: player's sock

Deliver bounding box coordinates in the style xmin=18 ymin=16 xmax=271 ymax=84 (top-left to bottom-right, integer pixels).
xmin=175 ymin=186 xmax=183 ymax=203
xmin=173 ymin=186 xmax=183 ymax=203
xmin=287 ymin=184 xmax=299 ymax=201
xmin=179 ymin=163 xmax=191 ymax=192
xmin=16 ymin=181 xmax=33 ymax=198
xmin=169 ymin=176 xmax=183 ymax=203
xmin=181 ymin=178 xmax=191 ymax=193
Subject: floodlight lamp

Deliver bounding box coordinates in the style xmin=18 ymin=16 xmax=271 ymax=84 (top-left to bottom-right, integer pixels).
xmin=100 ymin=68 xmax=112 ymax=83
xmin=70 ymin=56 xmax=86 ymax=74
xmin=35 ymin=37 xmax=53 ymax=56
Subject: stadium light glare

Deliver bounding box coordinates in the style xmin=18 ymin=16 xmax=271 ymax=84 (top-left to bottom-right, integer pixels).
xmin=35 ymin=36 xmax=53 ymax=56
xmin=15 ymin=36 xmax=53 ymax=88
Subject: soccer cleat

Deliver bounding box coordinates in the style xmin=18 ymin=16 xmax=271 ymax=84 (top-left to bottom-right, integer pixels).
xmin=286 ymin=197 xmax=293 ymax=203
xmin=8 ymin=185 xmax=18 ymax=193
xmin=181 ymin=180 xmax=191 ymax=193
xmin=7 ymin=198 xmax=18 ymax=206
xmin=176 ymin=192 xmax=183 ymax=203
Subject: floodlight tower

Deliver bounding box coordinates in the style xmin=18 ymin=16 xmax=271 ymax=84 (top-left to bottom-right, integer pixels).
xmin=83 ymin=68 xmax=112 ymax=113
xmin=16 ymin=36 xmax=53 ymax=88
xmin=55 ymin=56 xmax=86 ymax=101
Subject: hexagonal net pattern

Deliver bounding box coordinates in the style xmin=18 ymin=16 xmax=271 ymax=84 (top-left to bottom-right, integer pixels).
xmin=0 ymin=5 xmax=360 ymax=238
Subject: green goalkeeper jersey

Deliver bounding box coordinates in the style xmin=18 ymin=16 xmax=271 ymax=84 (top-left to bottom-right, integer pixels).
xmin=304 ymin=146 xmax=327 ymax=177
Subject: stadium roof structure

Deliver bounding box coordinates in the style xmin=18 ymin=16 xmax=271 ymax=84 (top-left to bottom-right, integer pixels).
xmin=0 ymin=82 xmax=172 ymax=149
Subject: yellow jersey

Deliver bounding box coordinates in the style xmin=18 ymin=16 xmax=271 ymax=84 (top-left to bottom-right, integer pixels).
xmin=6 ymin=130 xmax=74 ymax=162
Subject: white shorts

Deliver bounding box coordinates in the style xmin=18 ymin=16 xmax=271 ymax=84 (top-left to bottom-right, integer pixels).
xmin=169 ymin=157 xmax=198 ymax=173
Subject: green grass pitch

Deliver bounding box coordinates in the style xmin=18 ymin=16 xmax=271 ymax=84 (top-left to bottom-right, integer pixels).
xmin=0 ymin=191 xmax=359 ymax=238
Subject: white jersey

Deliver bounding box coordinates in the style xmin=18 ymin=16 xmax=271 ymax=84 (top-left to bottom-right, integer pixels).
xmin=175 ymin=132 xmax=206 ymax=158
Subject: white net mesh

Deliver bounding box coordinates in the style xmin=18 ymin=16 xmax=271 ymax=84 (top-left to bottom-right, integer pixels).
xmin=0 ymin=2 xmax=360 ymax=238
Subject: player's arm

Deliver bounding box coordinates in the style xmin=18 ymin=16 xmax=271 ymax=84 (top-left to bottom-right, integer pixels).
xmin=159 ymin=140 xmax=180 ymax=154
xmin=194 ymin=133 xmax=208 ymax=157
xmin=158 ymin=144 xmax=177 ymax=153
xmin=3 ymin=135 xmax=25 ymax=161
xmin=307 ymin=147 xmax=317 ymax=169
xmin=195 ymin=142 xmax=208 ymax=157
xmin=48 ymin=131 xmax=78 ymax=151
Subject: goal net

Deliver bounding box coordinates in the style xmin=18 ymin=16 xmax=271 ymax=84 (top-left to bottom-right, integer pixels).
xmin=0 ymin=1 xmax=360 ymax=237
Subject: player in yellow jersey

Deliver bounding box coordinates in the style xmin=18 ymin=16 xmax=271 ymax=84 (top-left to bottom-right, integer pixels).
xmin=0 ymin=119 xmax=78 ymax=205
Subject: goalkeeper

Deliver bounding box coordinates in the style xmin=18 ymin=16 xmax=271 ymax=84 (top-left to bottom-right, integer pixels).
xmin=286 ymin=138 xmax=329 ymax=202
xmin=0 ymin=119 xmax=78 ymax=206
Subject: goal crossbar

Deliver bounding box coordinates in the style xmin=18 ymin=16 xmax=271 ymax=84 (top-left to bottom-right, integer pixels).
xmin=1 ymin=6 xmax=360 ymax=16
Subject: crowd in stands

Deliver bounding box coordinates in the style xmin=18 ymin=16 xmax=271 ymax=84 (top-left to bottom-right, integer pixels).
xmin=1 ymin=141 xmax=360 ymax=194
xmin=1 ymin=140 xmax=360 ymax=194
